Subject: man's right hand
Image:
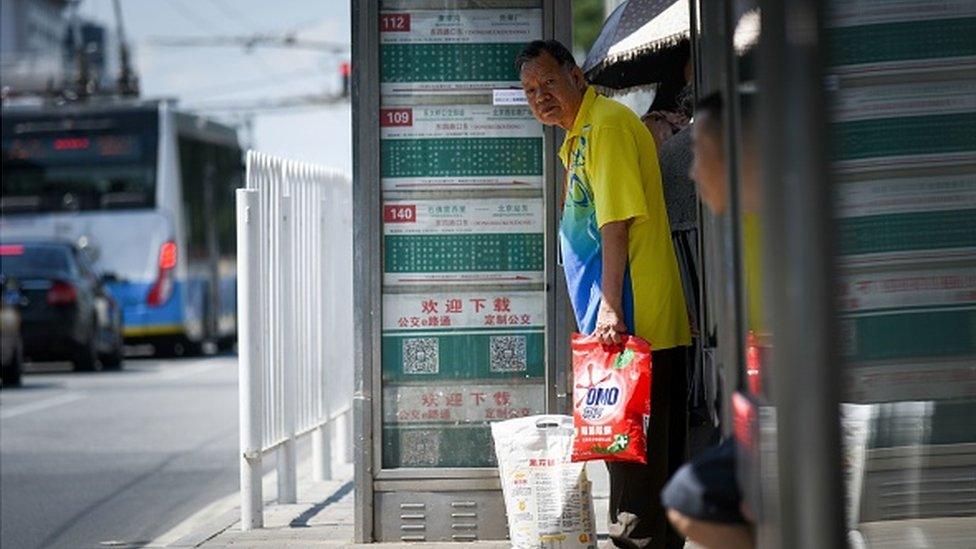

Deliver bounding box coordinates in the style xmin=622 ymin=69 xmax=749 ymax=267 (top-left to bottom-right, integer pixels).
xmin=595 ymin=300 xmax=627 ymax=346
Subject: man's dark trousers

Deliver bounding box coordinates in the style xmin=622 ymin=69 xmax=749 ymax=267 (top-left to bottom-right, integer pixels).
xmin=607 ymin=346 xmax=689 ymax=549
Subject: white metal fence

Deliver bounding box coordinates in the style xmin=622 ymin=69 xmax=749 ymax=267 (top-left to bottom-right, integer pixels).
xmin=237 ymin=151 xmax=353 ymax=530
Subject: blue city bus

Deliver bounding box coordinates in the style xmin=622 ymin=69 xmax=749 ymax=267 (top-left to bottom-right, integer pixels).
xmin=1 ymin=99 xmax=241 ymax=355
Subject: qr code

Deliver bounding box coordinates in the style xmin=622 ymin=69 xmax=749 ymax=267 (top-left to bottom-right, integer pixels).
xmin=489 ymin=335 xmax=527 ymax=372
xmin=403 ymin=337 xmax=439 ymax=374
xmin=400 ymin=429 xmax=440 ymax=467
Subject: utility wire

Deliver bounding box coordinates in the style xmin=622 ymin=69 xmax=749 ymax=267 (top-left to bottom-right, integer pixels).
xmin=184 ymin=92 xmax=347 ymax=113
xmin=167 ymin=0 xmax=279 ymax=86
xmin=208 ymin=0 xmax=261 ymax=33
xmin=178 ymin=67 xmax=327 ymax=100
xmin=166 ymin=0 xmax=214 ymax=35
xmin=145 ymin=35 xmax=347 ymax=53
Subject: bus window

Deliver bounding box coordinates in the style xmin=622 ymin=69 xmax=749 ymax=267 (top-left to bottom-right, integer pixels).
xmin=213 ymin=144 xmax=242 ymax=257
xmin=177 ymin=137 xmax=241 ymax=262
xmin=177 ymin=136 xmax=211 ymax=262
xmin=1 ymin=111 xmax=159 ymax=214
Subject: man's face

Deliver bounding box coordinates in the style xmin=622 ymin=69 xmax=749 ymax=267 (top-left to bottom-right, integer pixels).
xmin=520 ymin=52 xmax=585 ymax=130
xmin=690 ymin=113 xmax=728 ymax=214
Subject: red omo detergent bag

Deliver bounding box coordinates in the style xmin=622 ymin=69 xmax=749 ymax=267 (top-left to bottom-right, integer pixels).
xmin=571 ymin=333 xmax=652 ymax=464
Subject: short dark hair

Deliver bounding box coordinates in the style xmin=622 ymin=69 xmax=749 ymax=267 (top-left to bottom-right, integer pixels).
xmin=515 ymin=39 xmax=576 ymax=74
xmin=695 ymin=91 xmax=755 ymax=140
xmin=695 ymin=92 xmax=723 ymax=125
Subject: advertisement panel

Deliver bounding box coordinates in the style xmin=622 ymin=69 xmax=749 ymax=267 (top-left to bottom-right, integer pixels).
xmin=382 ymin=290 xmax=546 ymax=468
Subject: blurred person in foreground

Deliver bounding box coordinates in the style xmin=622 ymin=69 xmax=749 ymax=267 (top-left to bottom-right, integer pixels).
xmin=661 ymin=91 xmax=761 ymax=549
xmin=517 ymin=39 xmax=692 ymax=549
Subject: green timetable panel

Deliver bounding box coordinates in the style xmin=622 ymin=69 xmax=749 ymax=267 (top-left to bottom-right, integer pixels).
xmin=380 ymin=105 xmax=543 ymax=191
xmin=383 ymin=197 xmax=544 ymax=285
xmin=382 ymin=43 xmax=524 ymax=83
xmin=826 ymin=1 xmax=976 ymax=70
xmin=830 ymin=114 xmax=976 ymax=162
xmin=386 ymin=233 xmax=544 ymax=279
xmin=840 ymin=307 xmax=976 ymax=363
xmin=837 ymin=209 xmax=976 ymax=257
xmin=381 ymin=138 xmax=543 ymax=180
xmin=831 ymin=81 xmax=976 ymax=170
xmin=827 ymin=18 xmax=976 ymax=69
xmin=379 ymin=8 xmax=541 ymax=94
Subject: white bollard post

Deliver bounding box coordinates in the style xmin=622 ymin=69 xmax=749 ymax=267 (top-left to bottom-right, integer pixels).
xmin=336 ymin=408 xmax=352 ymax=464
xmin=323 ymin=188 xmax=344 ymax=466
xmin=237 ymin=188 xmax=264 ymax=530
xmin=277 ymin=195 xmax=298 ymax=504
xmin=312 ymin=421 xmax=333 ymax=481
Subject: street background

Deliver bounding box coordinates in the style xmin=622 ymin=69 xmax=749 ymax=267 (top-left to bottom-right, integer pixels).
xmin=75 ymin=0 xmax=352 ymax=172
xmin=1 ymin=355 xmax=239 ymax=549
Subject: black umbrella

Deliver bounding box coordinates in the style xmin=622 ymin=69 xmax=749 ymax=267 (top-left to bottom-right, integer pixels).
xmin=582 ymin=0 xmax=690 ymax=96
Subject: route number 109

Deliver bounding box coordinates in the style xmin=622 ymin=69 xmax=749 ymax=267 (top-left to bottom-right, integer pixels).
xmin=381 ymin=108 xmax=413 ymax=127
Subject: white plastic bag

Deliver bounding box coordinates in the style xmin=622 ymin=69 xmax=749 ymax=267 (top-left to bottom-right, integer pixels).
xmin=491 ymin=415 xmax=597 ymax=549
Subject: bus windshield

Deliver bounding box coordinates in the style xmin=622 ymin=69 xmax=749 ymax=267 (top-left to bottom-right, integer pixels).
xmin=1 ymin=110 xmax=158 ymax=214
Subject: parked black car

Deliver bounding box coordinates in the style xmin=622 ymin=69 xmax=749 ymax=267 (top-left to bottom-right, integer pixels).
xmin=0 ymin=240 xmax=124 ymax=371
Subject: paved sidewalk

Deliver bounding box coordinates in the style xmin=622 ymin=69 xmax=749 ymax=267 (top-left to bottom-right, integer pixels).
xmin=169 ymin=462 xmax=613 ymax=548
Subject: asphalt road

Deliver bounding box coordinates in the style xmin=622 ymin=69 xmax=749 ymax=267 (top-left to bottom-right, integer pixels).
xmin=0 ymin=354 xmax=240 ymax=549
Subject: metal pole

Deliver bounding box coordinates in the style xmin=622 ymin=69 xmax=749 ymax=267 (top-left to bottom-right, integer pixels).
xmin=237 ymin=187 xmax=264 ymax=530
xmin=277 ymin=195 xmax=298 ymax=504
xmin=759 ymin=1 xmax=845 ymax=547
xmin=351 ymin=0 xmax=379 ymax=540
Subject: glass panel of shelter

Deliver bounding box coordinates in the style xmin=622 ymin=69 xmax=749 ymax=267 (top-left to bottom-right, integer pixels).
xmin=708 ymin=0 xmax=976 ymax=545
xmin=825 ymin=0 xmax=976 ymax=543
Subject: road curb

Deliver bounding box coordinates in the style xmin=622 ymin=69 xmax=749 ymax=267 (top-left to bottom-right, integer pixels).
xmin=167 ymin=507 xmax=241 ymax=548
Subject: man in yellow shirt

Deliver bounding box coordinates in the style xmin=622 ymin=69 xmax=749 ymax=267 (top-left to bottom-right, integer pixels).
xmin=518 ymin=40 xmax=692 ymax=549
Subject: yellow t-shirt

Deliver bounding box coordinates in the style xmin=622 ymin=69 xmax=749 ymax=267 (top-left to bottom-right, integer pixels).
xmin=558 ymin=87 xmax=691 ymax=350
xmin=742 ymin=212 xmax=765 ymax=334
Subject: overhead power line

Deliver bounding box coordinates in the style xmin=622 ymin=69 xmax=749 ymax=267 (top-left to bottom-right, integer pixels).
xmin=146 ymin=34 xmax=348 ymax=54
xmin=183 ymin=92 xmax=348 ymax=113
xmin=166 ymin=0 xmax=215 ymax=34
xmin=207 ymin=0 xmax=261 ymax=33
xmin=176 ymin=66 xmax=327 ymax=99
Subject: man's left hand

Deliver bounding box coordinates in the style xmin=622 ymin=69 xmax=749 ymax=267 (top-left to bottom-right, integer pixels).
xmin=595 ymin=301 xmax=628 ymax=345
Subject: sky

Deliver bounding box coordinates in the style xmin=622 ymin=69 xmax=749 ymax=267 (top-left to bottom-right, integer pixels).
xmin=81 ymin=0 xmax=352 ymax=174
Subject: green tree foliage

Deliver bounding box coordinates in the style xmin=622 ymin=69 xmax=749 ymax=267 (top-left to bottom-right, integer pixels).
xmin=573 ymin=0 xmax=606 ymax=55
